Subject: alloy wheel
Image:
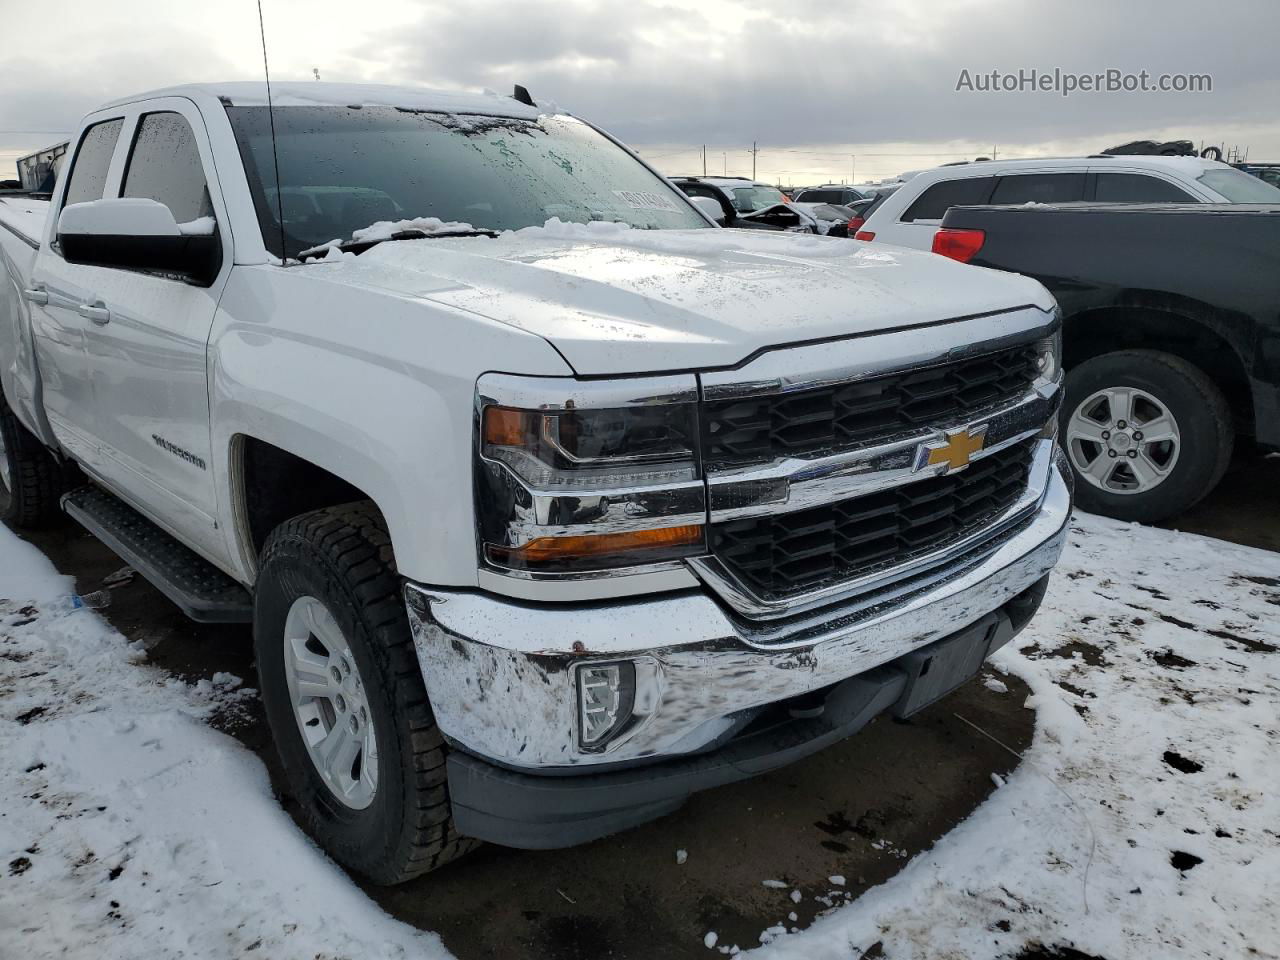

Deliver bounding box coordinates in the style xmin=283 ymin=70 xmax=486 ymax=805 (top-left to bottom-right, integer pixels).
xmin=1065 ymin=386 xmax=1181 ymax=495
xmin=282 ymin=595 xmax=379 ymax=809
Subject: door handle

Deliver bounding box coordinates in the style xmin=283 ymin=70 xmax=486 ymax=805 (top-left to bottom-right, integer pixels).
xmin=22 ymin=286 xmax=49 ymax=305
xmin=77 ymin=302 xmax=111 ymax=325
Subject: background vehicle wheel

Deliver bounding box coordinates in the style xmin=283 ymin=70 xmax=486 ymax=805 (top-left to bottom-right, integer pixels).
xmin=1060 ymin=349 xmax=1232 ymax=523
xmin=0 ymin=392 xmax=63 ymax=529
xmin=254 ymin=501 xmax=475 ymax=884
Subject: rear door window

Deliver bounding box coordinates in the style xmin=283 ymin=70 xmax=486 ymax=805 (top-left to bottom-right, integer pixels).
xmin=900 ymin=176 xmax=996 ymax=222
xmin=63 ymin=119 xmax=124 ymax=206
xmin=121 ymin=112 xmax=213 ymax=225
xmin=1196 ymin=168 xmax=1280 ymax=202
xmin=989 ymin=173 xmax=1085 ymax=205
xmin=1094 ymin=173 xmax=1195 ymax=202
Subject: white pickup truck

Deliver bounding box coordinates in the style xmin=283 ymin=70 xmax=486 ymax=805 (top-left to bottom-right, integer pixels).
xmin=0 ymin=82 xmax=1072 ymax=883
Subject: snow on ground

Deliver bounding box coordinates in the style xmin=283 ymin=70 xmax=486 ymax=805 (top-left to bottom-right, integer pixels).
xmin=2 ymin=510 xmax=1278 ymax=960
xmin=753 ymin=512 xmax=1280 ymax=960
xmin=0 ymin=531 xmax=445 ymax=960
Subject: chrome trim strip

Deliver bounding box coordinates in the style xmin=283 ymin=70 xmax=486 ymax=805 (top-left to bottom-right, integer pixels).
xmin=699 ymin=305 xmax=1056 ymax=401
xmin=689 ymin=438 xmax=1055 ymax=620
xmin=480 ymin=457 xmax=707 ymax=547
xmin=477 ymin=563 xmax=700 ymax=601
xmin=705 ymin=378 xmax=1060 ymax=522
xmin=478 ymin=372 xmax=699 ymax=411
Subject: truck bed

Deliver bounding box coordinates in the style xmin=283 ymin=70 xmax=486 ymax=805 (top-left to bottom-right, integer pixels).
xmin=939 ymin=202 xmax=1280 ymax=309
xmin=0 ymin=196 xmax=49 ymax=247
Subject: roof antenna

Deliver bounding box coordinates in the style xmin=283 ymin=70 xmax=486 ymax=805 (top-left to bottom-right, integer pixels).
xmin=257 ymin=0 xmax=289 ymax=265
xmin=512 ymin=84 xmax=535 ymax=107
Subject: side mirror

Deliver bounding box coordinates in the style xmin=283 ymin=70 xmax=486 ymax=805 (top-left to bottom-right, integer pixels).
xmin=690 ymin=195 xmax=727 ymax=225
xmin=57 ymin=198 xmax=221 ymax=286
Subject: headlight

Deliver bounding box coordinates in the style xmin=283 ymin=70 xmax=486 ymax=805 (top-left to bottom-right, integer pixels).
xmin=482 ymin=403 xmax=696 ymax=479
xmin=1034 ymin=330 xmax=1061 ymax=383
xmin=475 ymin=374 xmax=708 ymax=575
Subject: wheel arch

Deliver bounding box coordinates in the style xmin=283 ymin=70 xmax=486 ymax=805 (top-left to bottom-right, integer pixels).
xmin=1061 ymin=299 xmax=1254 ymax=437
xmin=226 ymin=432 xmax=400 ymax=585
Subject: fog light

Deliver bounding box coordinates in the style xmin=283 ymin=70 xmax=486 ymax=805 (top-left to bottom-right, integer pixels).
xmin=577 ymin=661 xmax=636 ymax=749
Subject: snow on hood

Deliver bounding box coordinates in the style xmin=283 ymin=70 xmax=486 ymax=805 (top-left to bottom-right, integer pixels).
xmin=309 ymin=218 xmax=1054 ymax=376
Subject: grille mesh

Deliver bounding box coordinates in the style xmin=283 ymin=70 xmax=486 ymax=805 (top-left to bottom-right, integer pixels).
xmin=711 ymin=441 xmax=1035 ymax=600
xmin=704 ymin=344 xmax=1040 ymax=468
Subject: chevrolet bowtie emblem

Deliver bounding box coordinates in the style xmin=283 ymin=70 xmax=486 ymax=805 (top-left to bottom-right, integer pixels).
xmin=914 ymin=425 xmax=988 ymax=473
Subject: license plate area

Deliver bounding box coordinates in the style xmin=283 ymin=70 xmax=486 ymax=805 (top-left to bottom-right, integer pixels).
xmin=893 ymin=611 xmax=1012 ymax=718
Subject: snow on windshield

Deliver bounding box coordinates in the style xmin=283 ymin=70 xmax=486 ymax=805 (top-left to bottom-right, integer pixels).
xmin=225 ymin=106 xmax=707 ymax=260
xmin=301 ymin=215 xmax=866 ymax=265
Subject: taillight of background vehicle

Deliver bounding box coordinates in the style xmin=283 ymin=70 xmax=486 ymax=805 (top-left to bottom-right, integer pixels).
xmin=848 ymin=216 xmax=865 ymax=234
xmin=931 ymin=227 xmax=985 ymax=263
xmin=854 ymin=230 xmax=876 ymax=241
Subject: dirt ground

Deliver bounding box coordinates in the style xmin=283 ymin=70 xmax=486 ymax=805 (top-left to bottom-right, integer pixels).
xmin=11 ymin=448 xmax=1278 ymax=959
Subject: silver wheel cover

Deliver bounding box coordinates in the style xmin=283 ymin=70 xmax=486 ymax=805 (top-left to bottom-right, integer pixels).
xmin=1066 ymin=386 xmax=1181 ymax=496
xmin=282 ymin=596 xmax=379 ymax=810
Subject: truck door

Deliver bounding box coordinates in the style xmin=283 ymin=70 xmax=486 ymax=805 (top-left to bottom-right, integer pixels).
xmin=35 ymin=99 xmax=232 ymax=556
xmin=27 ymin=116 xmax=125 ymax=471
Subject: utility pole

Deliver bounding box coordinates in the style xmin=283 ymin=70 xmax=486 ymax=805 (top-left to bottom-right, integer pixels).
xmin=723 ymin=151 xmax=727 ymax=176
xmin=751 ymin=141 xmax=758 ymax=180
xmin=702 ymin=145 xmax=706 ymax=176
xmin=992 ymin=145 xmax=997 ymax=161
xmin=851 ymin=154 xmax=856 ymax=184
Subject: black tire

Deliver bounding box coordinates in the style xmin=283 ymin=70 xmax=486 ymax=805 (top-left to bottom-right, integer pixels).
xmin=0 ymin=391 xmax=63 ymax=529
xmin=254 ymin=501 xmax=475 ymax=884
xmin=1059 ymin=349 xmax=1233 ymax=523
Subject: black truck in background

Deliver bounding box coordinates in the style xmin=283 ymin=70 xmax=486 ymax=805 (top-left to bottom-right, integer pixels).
xmin=932 ymin=203 xmax=1280 ymax=523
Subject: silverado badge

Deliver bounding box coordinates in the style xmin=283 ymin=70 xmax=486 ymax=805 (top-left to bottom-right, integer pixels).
xmin=914 ymin=425 xmax=988 ymax=474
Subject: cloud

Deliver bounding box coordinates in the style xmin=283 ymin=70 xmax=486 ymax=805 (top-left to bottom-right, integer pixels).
xmin=355 ymin=0 xmax=1279 ymax=149
xmin=2 ymin=0 xmax=1277 ymax=181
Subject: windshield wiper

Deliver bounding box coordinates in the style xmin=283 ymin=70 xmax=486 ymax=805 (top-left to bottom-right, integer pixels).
xmin=298 ymin=227 xmax=499 ymax=261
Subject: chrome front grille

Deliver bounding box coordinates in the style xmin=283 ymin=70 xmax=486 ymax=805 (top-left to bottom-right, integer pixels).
xmin=690 ymin=305 xmax=1061 ymax=620
xmin=709 ymin=439 xmax=1036 ymax=601
xmin=702 ymin=343 xmax=1041 ymax=470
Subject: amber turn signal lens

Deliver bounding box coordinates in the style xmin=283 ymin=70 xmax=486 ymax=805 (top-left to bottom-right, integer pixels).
xmin=483 ymin=406 xmax=536 ymax=447
xmin=489 ymin=525 xmax=704 ymax=569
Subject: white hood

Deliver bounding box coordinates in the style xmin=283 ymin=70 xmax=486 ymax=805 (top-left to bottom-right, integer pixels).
xmin=313 ymin=221 xmax=1056 ymax=376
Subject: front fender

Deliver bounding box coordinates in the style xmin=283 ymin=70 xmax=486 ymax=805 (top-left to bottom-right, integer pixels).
xmin=209 ymin=264 xmax=571 ymax=585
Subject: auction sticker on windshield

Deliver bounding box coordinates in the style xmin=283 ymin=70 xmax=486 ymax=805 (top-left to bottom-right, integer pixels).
xmin=613 ymin=190 xmax=681 ymax=211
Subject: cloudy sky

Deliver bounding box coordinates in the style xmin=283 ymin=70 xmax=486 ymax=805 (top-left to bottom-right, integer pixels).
xmin=3 ymin=0 xmax=1276 ymax=185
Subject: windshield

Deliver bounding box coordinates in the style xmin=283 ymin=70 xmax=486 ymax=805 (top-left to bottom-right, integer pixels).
xmin=730 ymin=185 xmax=787 ymax=212
xmin=1196 ymin=168 xmax=1280 ymax=202
xmin=224 ymin=106 xmax=708 ymax=259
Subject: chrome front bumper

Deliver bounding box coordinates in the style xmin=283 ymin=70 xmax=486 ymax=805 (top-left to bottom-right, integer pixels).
xmin=407 ymin=454 xmax=1072 ymax=771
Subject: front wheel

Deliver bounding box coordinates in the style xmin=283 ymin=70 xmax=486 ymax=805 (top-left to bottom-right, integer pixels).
xmin=1060 ymin=350 xmax=1233 ymax=523
xmin=254 ymin=501 xmax=475 ymax=883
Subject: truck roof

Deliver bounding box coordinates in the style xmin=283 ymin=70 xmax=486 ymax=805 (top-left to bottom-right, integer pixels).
xmin=98 ymin=81 xmax=552 ymax=120
xmin=921 ymin=155 xmax=1226 ymax=173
